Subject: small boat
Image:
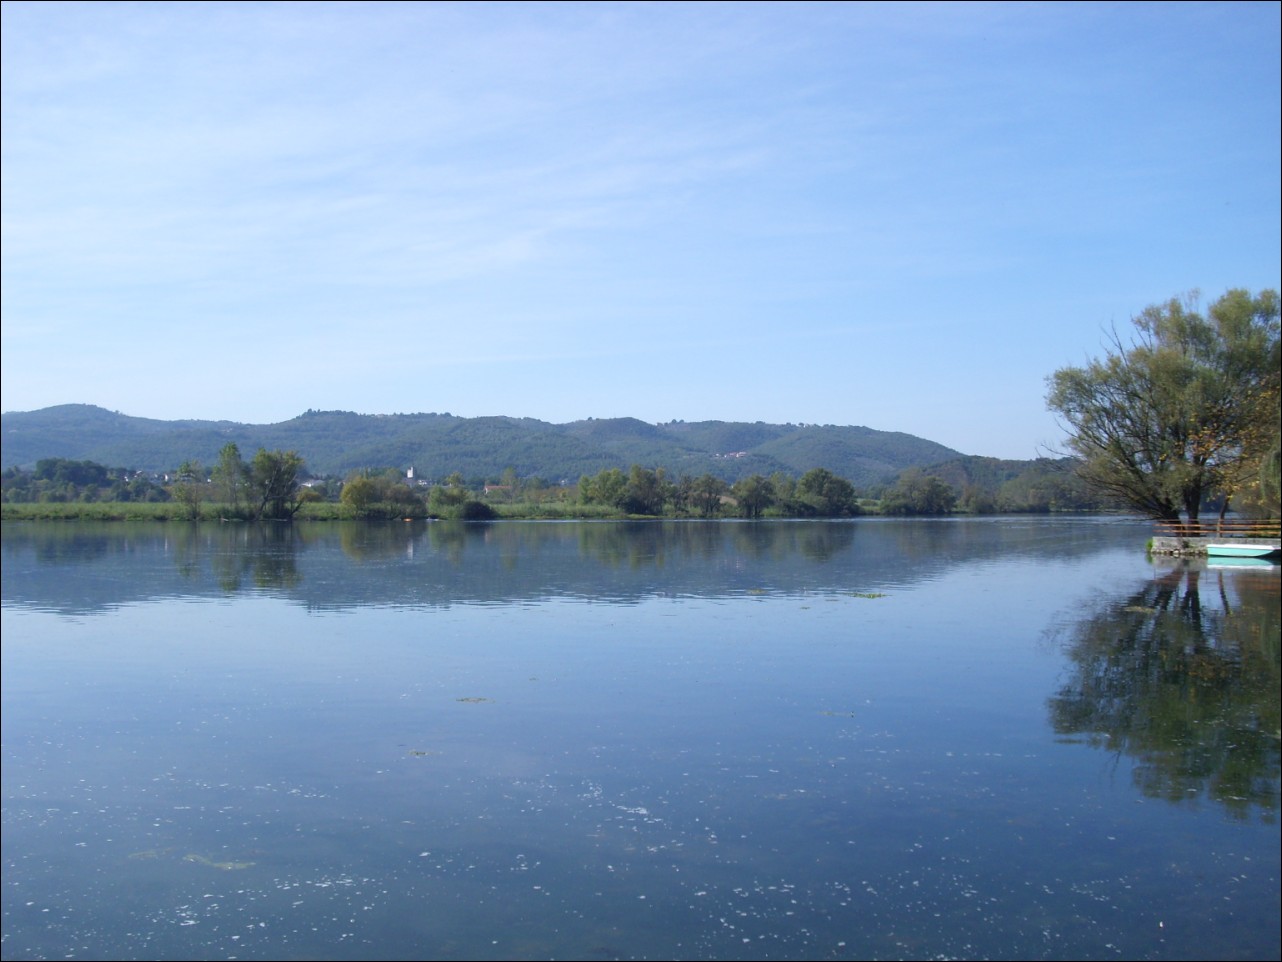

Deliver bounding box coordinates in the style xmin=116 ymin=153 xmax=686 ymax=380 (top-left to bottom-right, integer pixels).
xmin=1205 ymin=543 xmax=1281 ymax=559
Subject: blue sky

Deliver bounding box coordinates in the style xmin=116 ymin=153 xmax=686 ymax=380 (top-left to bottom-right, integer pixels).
xmin=3 ymin=1 xmax=1278 ymax=460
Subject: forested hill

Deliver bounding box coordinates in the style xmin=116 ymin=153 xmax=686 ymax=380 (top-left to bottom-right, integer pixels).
xmin=1 ymin=404 xmax=963 ymax=486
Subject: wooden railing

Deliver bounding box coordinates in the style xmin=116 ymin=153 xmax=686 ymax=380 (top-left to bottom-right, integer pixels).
xmin=1153 ymin=519 xmax=1282 ymax=539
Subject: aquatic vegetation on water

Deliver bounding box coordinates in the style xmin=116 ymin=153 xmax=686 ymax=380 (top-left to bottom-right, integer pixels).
xmin=182 ymin=853 xmax=256 ymax=871
xmin=129 ymin=849 xmax=255 ymax=870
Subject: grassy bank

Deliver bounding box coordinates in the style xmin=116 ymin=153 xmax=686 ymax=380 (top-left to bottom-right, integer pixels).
xmin=2 ymin=502 xmax=192 ymax=522
xmin=4 ymin=499 xmax=1092 ymax=523
xmin=0 ymin=500 xmax=633 ymax=522
xmin=0 ymin=502 xmax=349 ymax=522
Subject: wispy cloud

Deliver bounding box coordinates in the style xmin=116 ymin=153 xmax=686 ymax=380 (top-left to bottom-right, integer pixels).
xmin=3 ymin=2 xmax=1278 ymax=456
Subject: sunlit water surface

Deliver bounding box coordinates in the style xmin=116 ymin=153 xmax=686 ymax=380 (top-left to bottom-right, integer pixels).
xmin=2 ymin=518 xmax=1278 ymax=960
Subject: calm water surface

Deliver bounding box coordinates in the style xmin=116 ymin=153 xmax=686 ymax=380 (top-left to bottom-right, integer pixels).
xmin=2 ymin=518 xmax=1278 ymax=961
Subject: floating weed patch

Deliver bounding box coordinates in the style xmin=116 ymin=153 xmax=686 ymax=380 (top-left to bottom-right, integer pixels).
xmin=183 ymin=853 xmax=256 ymax=871
xmin=848 ymin=591 xmax=888 ymax=599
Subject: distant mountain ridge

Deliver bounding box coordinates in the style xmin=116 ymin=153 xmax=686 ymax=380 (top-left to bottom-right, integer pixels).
xmin=2 ymin=404 xmax=966 ymax=486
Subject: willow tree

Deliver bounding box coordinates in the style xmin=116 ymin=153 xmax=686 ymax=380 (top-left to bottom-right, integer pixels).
xmin=212 ymin=442 xmax=248 ymax=515
xmin=1047 ymin=289 xmax=1280 ymax=521
xmin=249 ymin=448 xmax=306 ymax=521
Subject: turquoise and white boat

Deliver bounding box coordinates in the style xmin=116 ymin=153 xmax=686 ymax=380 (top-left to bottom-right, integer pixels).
xmin=1205 ymin=543 xmax=1281 ymax=559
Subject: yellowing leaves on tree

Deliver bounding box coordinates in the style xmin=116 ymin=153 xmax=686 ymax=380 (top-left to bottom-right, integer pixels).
xmin=1047 ymin=289 xmax=1280 ymax=521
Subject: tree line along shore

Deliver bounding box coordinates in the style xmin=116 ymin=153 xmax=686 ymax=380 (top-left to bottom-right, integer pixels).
xmin=2 ymin=447 xmax=1110 ymax=522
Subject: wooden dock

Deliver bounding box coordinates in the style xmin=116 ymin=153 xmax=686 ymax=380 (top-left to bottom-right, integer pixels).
xmin=1150 ymin=519 xmax=1282 ymax=557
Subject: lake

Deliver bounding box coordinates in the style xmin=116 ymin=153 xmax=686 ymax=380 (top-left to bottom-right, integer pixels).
xmin=2 ymin=518 xmax=1278 ymax=961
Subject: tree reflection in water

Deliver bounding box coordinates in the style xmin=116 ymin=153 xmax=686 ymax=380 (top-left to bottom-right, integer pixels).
xmin=1050 ymin=562 xmax=1280 ymax=820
